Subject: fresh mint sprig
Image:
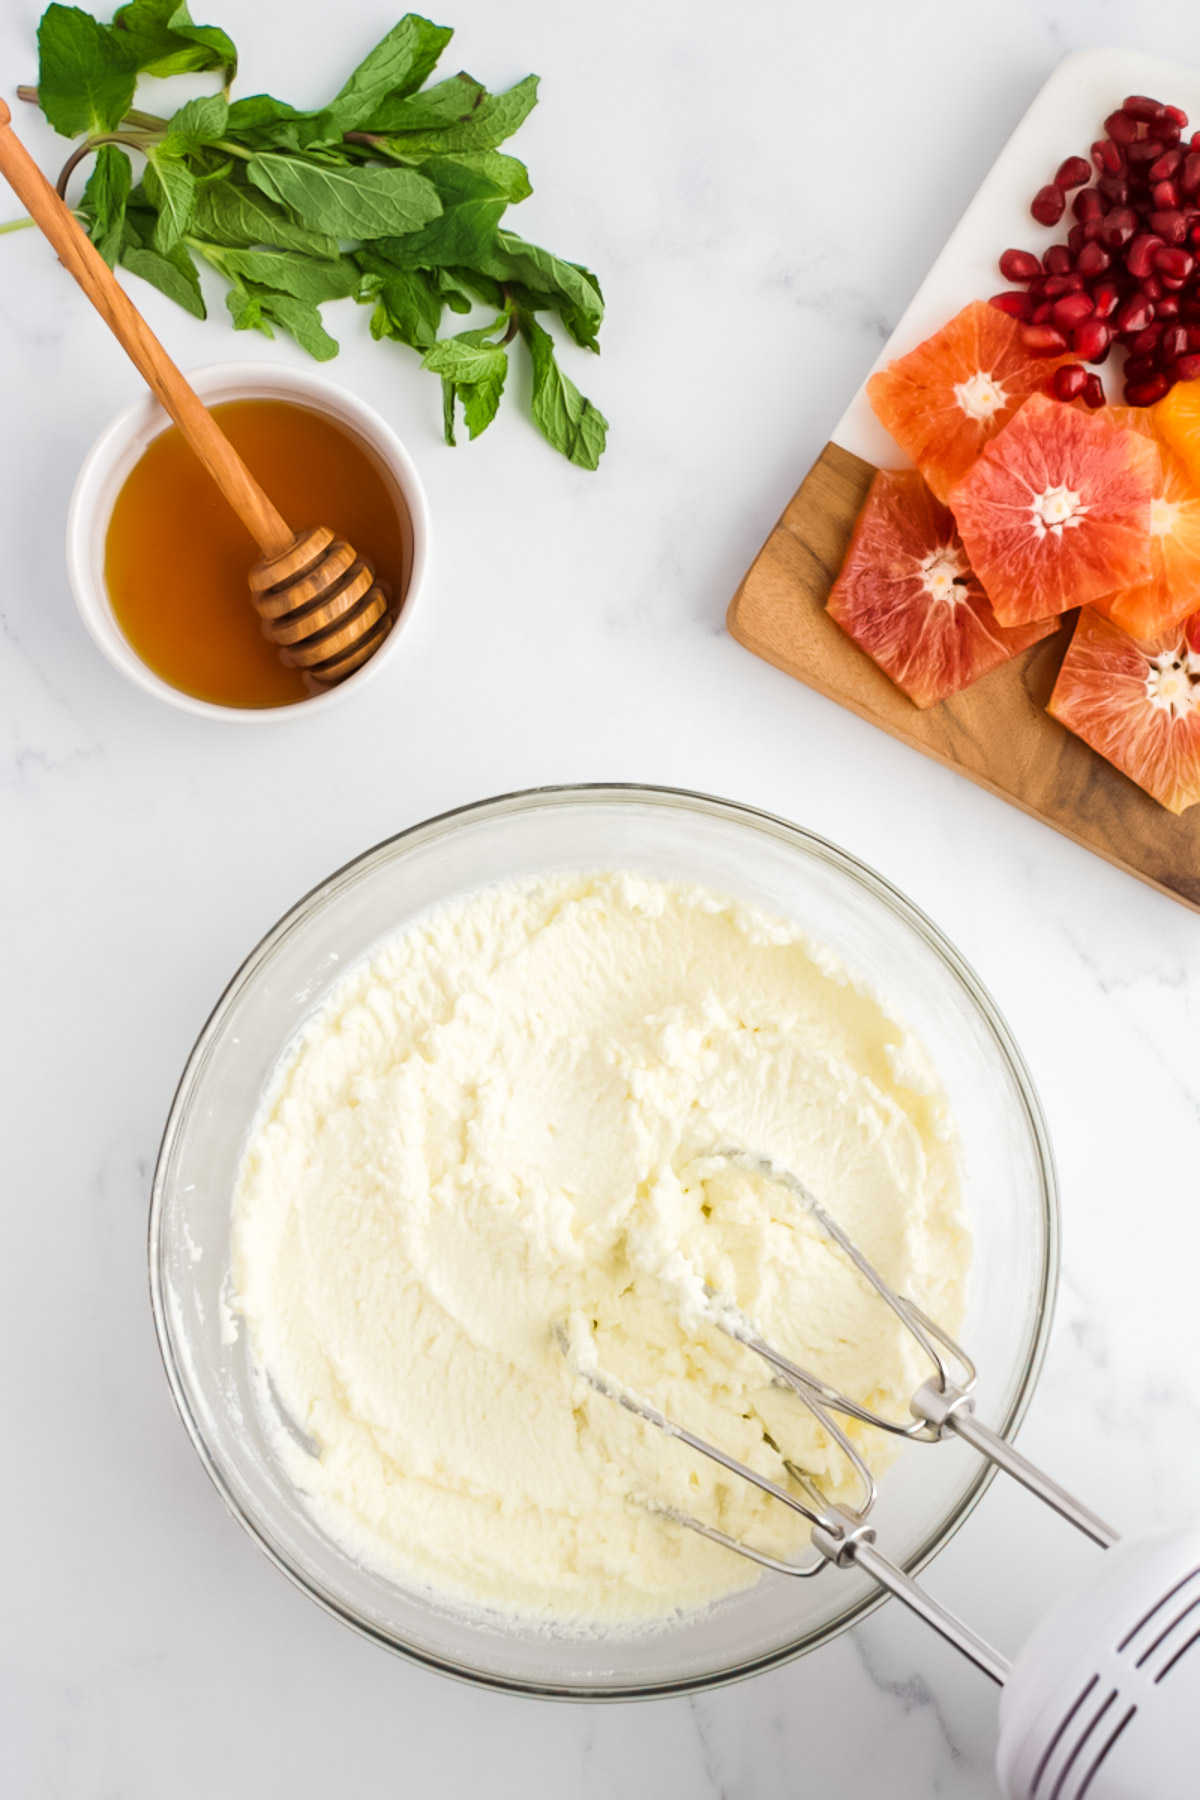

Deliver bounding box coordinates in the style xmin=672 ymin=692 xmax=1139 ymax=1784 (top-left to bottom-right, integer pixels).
xmin=13 ymin=3 xmax=607 ymax=467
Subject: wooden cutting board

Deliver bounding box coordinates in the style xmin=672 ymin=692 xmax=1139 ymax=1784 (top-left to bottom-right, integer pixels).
xmin=728 ymin=49 xmax=1200 ymax=914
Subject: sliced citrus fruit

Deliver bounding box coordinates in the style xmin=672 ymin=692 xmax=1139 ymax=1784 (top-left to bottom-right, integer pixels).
xmin=826 ymin=469 xmax=1058 ymax=708
xmin=1048 ymin=606 xmax=1200 ymax=813
xmin=948 ymin=393 xmax=1157 ymax=626
xmin=1090 ymin=407 xmax=1200 ymax=639
xmin=1155 ymin=377 xmax=1200 ymax=489
xmin=866 ymin=300 xmax=1067 ymax=503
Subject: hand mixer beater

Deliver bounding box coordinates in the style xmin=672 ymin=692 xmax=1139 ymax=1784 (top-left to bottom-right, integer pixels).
xmin=565 ymin=1152 xmax=1200 ymax=1800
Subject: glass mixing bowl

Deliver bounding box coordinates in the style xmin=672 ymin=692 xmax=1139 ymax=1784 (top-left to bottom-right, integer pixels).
xmin=150 ymin=785 xmax=1058 ymax=1698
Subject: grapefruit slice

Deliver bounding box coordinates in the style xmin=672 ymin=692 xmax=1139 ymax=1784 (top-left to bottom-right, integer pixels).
xmin=1048 ymin=606 xmax=1200 ymax=813
xmin=948 ymin=393 xmax=1157 ymax=626
xmin=826 ymin=469 xmax=1058 ymax=708
xmin=1091 ymin=407 xmax=1200 ymax=640
xmin=866 ymin=300 xmax=1067 ymax=503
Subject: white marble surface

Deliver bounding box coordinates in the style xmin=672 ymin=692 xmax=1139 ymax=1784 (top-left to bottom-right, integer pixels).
xmin=3 ymin=1 xmax=1199 ymax=1794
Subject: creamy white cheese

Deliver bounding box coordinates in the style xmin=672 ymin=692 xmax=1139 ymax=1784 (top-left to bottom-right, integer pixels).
xmin=232 ymin=872 xmax=968 ymax=1625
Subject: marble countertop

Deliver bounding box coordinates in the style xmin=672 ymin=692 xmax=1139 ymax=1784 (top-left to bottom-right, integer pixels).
xmin=3 ymin=1 xmax=1199 ymax=1794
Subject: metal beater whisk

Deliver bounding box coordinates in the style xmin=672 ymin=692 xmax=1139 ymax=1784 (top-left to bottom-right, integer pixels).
xmin=562 ymin=1152 xmax=1200 ymax=1800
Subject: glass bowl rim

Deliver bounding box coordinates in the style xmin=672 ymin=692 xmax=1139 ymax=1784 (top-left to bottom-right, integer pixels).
xmin=148 ymin=782 xmax=1060 ymax=1700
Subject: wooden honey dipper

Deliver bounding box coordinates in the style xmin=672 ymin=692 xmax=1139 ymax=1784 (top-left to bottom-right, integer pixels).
xmin=0 ymin=96 xmax=391 ymax=684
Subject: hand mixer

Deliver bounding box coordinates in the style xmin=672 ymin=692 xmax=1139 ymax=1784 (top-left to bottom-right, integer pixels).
xmin=567 ymin=1152 xmax=1200 ymax=1800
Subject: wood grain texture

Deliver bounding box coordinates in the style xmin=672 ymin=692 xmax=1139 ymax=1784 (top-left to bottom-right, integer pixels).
xmin=727 ymin=442 xmax=1200 ymax=913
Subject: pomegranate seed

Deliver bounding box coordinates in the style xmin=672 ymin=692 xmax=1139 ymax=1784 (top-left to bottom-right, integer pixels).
xmin=1153 ymin=179 xmax=1181 ymax=208
xmin=1079 ymin=373 xmax=1105 ymax=408
xmin=1100 ymin=206 xmax=1138 ymax=246
xmin=1124 ymin=94 xmax=1166 ymax=122
xmin=1175 ymin=353 xmax=1200 ymax=379
xmin=1159 ymin=296 xmax=1181 ymax=318
xmin=1128 ymin=139 xmax=1163 ymax=171
xmin=1165 ymin=104 xmax=1189 ymax=129
xmin=1186 ymin=326 xmax=1200 ymax=349
xmin=1044 ymin=243 xmax=1073 ymax=275
xmin=1124 ymin=352 xmax=1161 ymax=382
xmin=1155 ymin=245 xmax=1195 ymax=279
xmin=1148 ymin=117 xmax=1183 ymax=145
xmin=1150 ymin=209 xmax=1189 ymax=243
xmin=1142 ymin=274 xmax=1164 ymax=301
xmin=1190 ymin=223 xmax=1200 ymax=246
xmin=1052 ymin=291 xmax=1095 ymax=330
xmin=1092 ymin=282 xmax=1121 ymax=318
xmin=1032 ymin=184 xmax=1066 ymax=225
xmin=1073 ymin=186 xmax=1106 ymax=221
xmin=1044 ymin=273 xmax=1085 ymax=297
xmin=1083 ymin=216 xmax=1109 ymax=243
xmin=999 ymin=247 xmax=1042 ymax=281
xmin=1075 ymin=240 xmax=1111 ymax=276
xmin=1161 ymin=274 xmax=1188 ymax=292
xmin=1021 ymin=323 xmax=1068 ymax=356
xmin=1105 ymin=110 xmax=1139 ymax=145
xmin=1053 ymin=364 xmax=1089 ymax=401
xmin=1125 ymin=373 xmax=1171 ymax=404
xmin=1067 ymin=223 xmax=1087 ymax=254
xmin=989 ymin=291 xmax=1032 ymax=320
xmin=1126 ymin=232 xmax=1164 ymax=276
xmin=1185 ymin=153 xmax=1200 ymax=193
xmin=1130 ymin=323 xmax=1164 ymax=354
xmin=1054 ymin=155 xmax=1091 ymax=191
xmin=1096 ymin=174 xmax=1131 ymax=206
xmin=1072 ymin=318 xmax=1113 ymax=362
xmin=1116 ymin=293 xmax=1155 ymax=332
xmin=1161 ymin=323 xmax=1189 ymax=360
xmin=1150 ymin=148 xmax=1184 ymax=180
xmin=1031 ymin=301 xmax=1053 ymax=324
xmin=1093 ymin=137 xmax=1126 ymax=174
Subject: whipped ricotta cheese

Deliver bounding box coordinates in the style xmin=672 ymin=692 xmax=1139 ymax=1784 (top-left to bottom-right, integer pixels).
xmin=232 ymin=872 xmax=969 ymax=1625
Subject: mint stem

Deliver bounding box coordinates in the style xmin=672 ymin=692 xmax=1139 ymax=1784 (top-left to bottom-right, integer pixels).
xmin=0 ymin=215 xmax=35 ymax=235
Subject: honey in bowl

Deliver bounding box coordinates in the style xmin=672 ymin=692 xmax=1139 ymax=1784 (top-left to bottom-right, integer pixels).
xmin=104 ymin=398 xmax=408 ymax=709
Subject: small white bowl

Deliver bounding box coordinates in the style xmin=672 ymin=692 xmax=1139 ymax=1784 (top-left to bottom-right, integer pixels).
xmin=66 ymin=361 xmax=431 ymax=723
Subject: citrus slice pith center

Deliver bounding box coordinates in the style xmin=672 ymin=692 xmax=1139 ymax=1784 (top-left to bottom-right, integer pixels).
xmin=953 ymin=369 xmax=1009 ymax=422
xmin=919 ymin=545 xmax=969 ymax=605
xmin=1146 ymin=650 xmax=1200 ymax=719
xmin=1030 ymin=481 xmax=1089 ymax=537
xmin=1150 ymin=495 xmax=1182 ymax=539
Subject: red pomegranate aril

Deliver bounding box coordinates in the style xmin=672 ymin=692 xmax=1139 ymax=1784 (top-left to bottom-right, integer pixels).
xmin=1124 ymin=94 xmax=1166 ymax=122
xmin=1151 ymin=209 xmax=1189 ymax=243
xmin=1093 ymin=136 xmax=1126 ymax=174
xmin=1067 ymin=223 xmax=1087 ymax=254
xmin=1100 ymin=206 xmax=1138 ymax=247
xmin=1159 ymin=295 xmax=1181 ymax=318
xmin=999 ymin=247 xmax=1042 ymax=281
xmin=1054 ymin=154 xmax=1091 ymax=190
xmin=1052 ymin=291 xmax=1094 ymax=330
xmin=1126 ymin=232 xmax=1165 ymax=276
xmin=1153 ymin=179 xmax=1181 ymax=208
xmin=1187 ymin=325 xmax=1200 ymax=348
xmin=1165 ymin=104 xmax=1190 ymax=128
xmin=1082 ymin=373 xmax=1106 ymax=408
xmin=1182 ymin=153 xmax=1200 ymax=194
xmin=1148 ymin=117 xmax=1183 ymax=145
xmin=1083 ymin=216 xmax=1108 ymax=243
xmin=1105 ymin=110 xmax=1139 ymax=145
xmin=1151 ymin=148 xmax=1184 ymax=180
xmin=1030 ymin=300 xmax=1053 ymax=324
xmin=1044 ymin=243 xmax=1073 ymax=275
xmin=1096 ymin=175 xmax=1131 ymax=207
xmin=1092 ymin=281 xmax=1121 ymax=319
xmin=1072 ymin=317 xmax=1112 ymax=361
xmin=1075 ymin=240 xmax=1111 ymax=276
xmin=1130 ymin=323 xmax=1164 ymax=354
xmin=989 ymin=291 xmax=1032 ymax=320
xmin=1154 ymin=245 xmax=1194 ymax=278
xmin=1175 ymin=353 xmax=1200 ymax=379
xmin=1052 ymin=364 xmax=1089 ymax=401
xmin=1125 ymin=373 xmax=1172 ymax=404
xmin=1072 ymin=186 xmax=1106 ymax=221
xmin=1128 ymin=139 xmax=1164 ymax=169
xmin=1142 ymin=274 xmax=1164 ymax=301
xmin=1032 ymin=184 xmax=1066 ymax=225
xmin=1043 ymin=272 xmax=1084 ymax=297
xmin=1124 ymin=352 xmax=1161 ymax=382
xmin=1162 ymin=323 xmax=1190 ymax=360
xmin=1116 ymin=293 xmax=1155 ymax=333
xmin=1161 ymin=274 xmax=1188 ymax=292
xmin=1021 ymin=323 xmax=1068 ymax=356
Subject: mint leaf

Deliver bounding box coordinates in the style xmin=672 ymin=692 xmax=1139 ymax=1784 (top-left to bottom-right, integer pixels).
xmin=144 ymin=147 xmax=195 ymax=252
xmin=37 ymin=4 xmax=138 ymax=138
xmin=359 ymin=70 xmax=483 ymax=133
xmin=167 ymin=93 xmax=228 ymax=149
xmin=112 ymin=0 xmax=236 ymax=79
xmin=121 ymin=240 xmax=206 ymax=318
xmin=424 ymin=151 xmax=531 ymax=203
xmin=191 ymin=180 xmax=340 ymax=259
xmin=257 ymin=291 xmax=339 ymax=360
xmin=375 ymin=160 xmax=505 ymax=268
xmin=361 ymin=262 xmax=443 ymax=348
xmin=385 ymin=74 xmax=538 ymax=154
xmin=488 ymin=232 xmax=603 ymax=350
xmin=216 ymin=248 xmax=360 ymax=303
xmin=522 ymin=315 xmax=606 ymax=468
xmin=223 ymin=93 xmax=309 ymax=151
xmin=80 ymin=143 xmax=132 ymax=267
xmin=424 ymin=324 xmax=508 ymax=442
xmin=226 ymin=282 xmax=270 ymax=336
xmin=246 ymin=154 xmax=442 ymax=240
xmin=311 ymin=14 xmax=454 ymax=140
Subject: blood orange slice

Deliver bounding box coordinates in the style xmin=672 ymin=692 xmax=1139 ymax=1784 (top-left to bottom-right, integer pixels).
xmin=948 ymin=393 xmax=1156 ymax=626
xmin=1048 ymin=606 xmax=1200 ymax=813
xmin=1091 ymin=408 xmax=1200 ymax=640
xmin=826 ymin=469 xmax=1057 ymax=708
xmin=867 ymin=300 xmax=1067 ymax=502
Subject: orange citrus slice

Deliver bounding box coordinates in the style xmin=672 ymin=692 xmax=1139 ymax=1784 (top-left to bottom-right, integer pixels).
xmin=1155 ymin=377 xmax=1200 ymax=489
xmin=866 ymin=300 xmax=1067 ymax=503
xmin=827 ymin=469 xmax=1058 ymax=708
xmin=948 ymin=393 xmax=1156 ymax=626
xmin=1091 ymin=407 xmax=1200 ymax=640
xmin=1048 ymin=606 xmax=1200 ymax=813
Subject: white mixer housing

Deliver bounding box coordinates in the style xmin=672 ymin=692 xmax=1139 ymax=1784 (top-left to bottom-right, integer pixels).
xmin=997 ymin=1526 xmax=1200 ymax=1800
